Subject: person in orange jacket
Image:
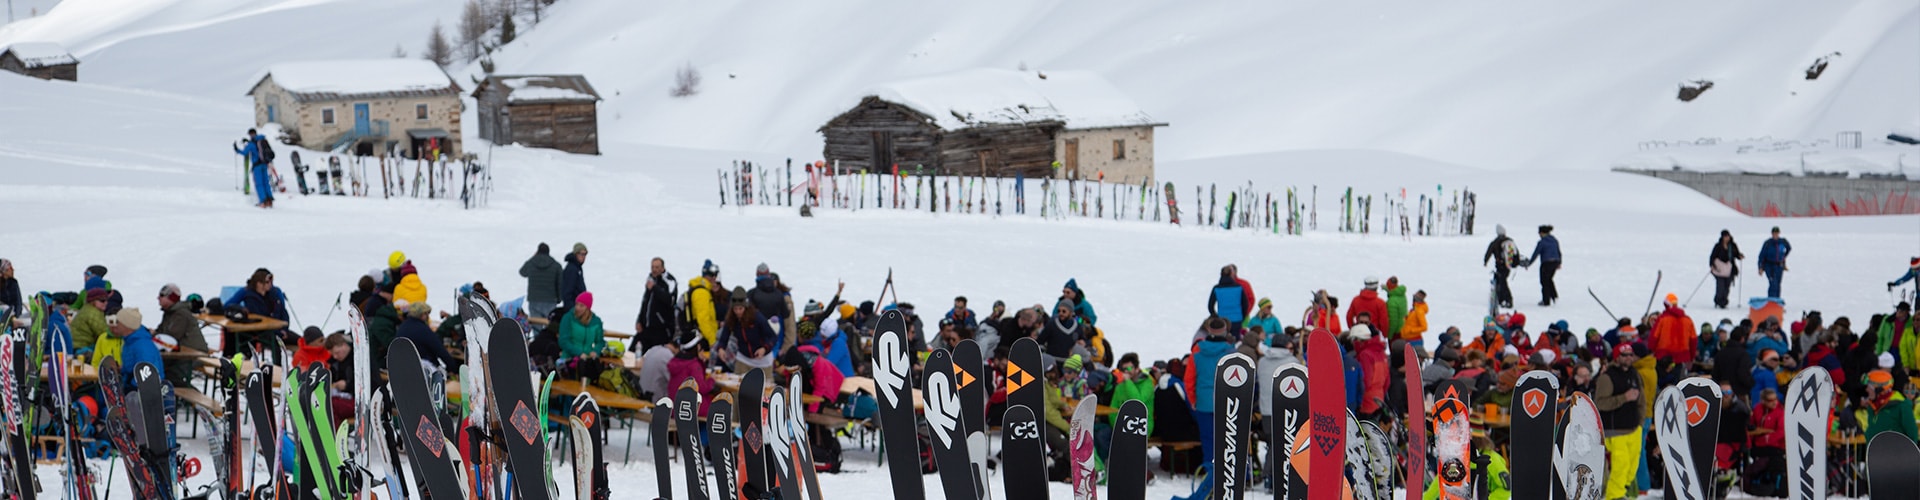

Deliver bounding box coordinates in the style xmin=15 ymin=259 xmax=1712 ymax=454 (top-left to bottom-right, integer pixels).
xmin=1402 ymin=290 xmax=1430 ymax=349
xmin=1302 ymin=290 xmax=1342 ymax=336
xmin=1465 ymin=325 xmax=1507 ymax=370
xmin=1649 ymin=293 xmax=1700 ymax=365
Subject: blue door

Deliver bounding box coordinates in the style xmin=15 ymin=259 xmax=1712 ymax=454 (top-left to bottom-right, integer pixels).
xmin=354 ymin=103 xmax=370 ymax=136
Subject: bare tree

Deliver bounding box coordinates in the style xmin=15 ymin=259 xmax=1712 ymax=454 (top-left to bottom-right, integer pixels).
xmin=425 ymin=22 xmax=454 ymax=68
xmin=459 ymin=0 xmax=489 ymax=62
xmin=392 ymin=44 xmax=409 ymax=58
xmin=670 ymin=62 xmax=702 ymax=98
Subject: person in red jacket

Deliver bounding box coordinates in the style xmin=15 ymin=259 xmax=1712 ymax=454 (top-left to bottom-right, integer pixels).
xmin=1346 ymin=277 xmax=1387 ymax=329
xmin=1744 ymin=388 xmax=1786 ymax=491
xmin=1229 ymin=264 xmax=1256 ymax=317
xmin=1649 ymin=294 xmax=1700 ymax=365
xmin=290 ymin=326 xmax=331 ymax=371
xmin=1302 ymin=290 xmax=1342 ymax=336
xmin=1350 ymin=322 xmax=1390 ymax=420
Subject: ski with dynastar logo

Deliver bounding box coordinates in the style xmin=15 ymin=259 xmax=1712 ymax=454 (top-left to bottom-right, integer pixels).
xmin=1305 ymin=329 xmax=1347 ymax=498
xmin=1784 ymin=368 xmax=1833 ymax=500
xmin=1108 ymin=400 xmax=1150 ymax=500
xmin=926 ymin=350 xmax=978 ymax=500
xmin=1212 ymin=353 xmax=1256 ymax=500
xmin=1654 ymin=386 xmax=1704 ymax=500
xmin=1556 ymin=393 xmax=1605 ymax=500
xmin=1510 ymin=371 xmax=1560 ymax=499
xmin=1676 ymin=377 xmax=1722 ymax=499
xmin=871 ymin=309 xmax=926 ymax=500
xmin=1270 ymin=362 xmax=1309 ymax=500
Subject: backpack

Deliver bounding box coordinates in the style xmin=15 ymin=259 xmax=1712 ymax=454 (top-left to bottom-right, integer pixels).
xmin=256 ymin=136 xmax=276 ymax=164
xmin=1501 ymin=238 xmax=1522 ymax=267
xmin=841 ymin=389 xmax=877 ymax=420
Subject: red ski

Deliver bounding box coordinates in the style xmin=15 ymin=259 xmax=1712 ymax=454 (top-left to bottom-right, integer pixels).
xmin=1305 ymin=328 xmax=1347 ymax=498
xmin=1404 ymin=343 xmax=1426 ymax=500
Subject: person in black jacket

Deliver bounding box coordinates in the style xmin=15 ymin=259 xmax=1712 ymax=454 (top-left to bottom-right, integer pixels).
xmin=396 ymin=302 xmax=454 ymax=368
xmin=1040 ymin=298 xmax=1084 ymax=360
xmin=1594 ymin=344 xmax=1644 ymax=500
xmin=557 ymin=242 xmax=588 ymax=312
xmin=1710 ymin=230 xmax=1744 ymax=309
xmin=1483 ymin=224 xmax=1516 ymax=308
xmin=634 ymin=257 xmax=678 ymax=353
xmin=0 ymin=259 xmax=21 ymax=322
xmin=1712 ymin=324 xmax=1755 ymax=404
xmin=519 ymin=243 xmax=563 ymax=318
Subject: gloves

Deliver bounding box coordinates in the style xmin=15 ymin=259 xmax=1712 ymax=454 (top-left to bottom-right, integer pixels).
xmin=1891 ymin=283 xmax=1898 ymax=291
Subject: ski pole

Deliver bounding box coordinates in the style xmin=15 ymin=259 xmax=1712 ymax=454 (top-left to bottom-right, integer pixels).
xmin=318 ymin=293 xmax=343 ymax=332
xmin=1587 ymin=287 xmax=1620 ymax=321
xmin=1682 ymin=272 xmax=1710 ymax=308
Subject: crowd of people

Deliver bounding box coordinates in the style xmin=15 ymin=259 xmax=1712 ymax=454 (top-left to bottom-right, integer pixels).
xmin=3 ymin=223 xmax=1919 ymax=500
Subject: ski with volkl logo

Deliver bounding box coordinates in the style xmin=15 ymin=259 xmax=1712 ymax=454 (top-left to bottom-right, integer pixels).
xmin=1784 ymin=368 xmax=1833 ymax=500
xmin=1510 ymin=371 xmax=1560 ymax=499
xmin=1654 ymin=386 xmax=1704 ymax=500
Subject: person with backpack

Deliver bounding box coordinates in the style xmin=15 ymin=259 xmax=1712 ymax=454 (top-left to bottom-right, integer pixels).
xmin=686 ymin=260 xmax=725 ymax=345
xmin=232 ymin=128 xmax=275 ymax=208
xmin=1483 ymin=224 xmax=1519 ymax=308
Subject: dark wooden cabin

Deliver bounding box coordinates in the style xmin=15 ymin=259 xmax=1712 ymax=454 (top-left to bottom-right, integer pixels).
xmin=819 ymin=96 xmax=1063 ymax=177
xmin=472 ymin=75 xmax=602 ymax=155
xmin=0 ymin=43 xmax=77 ymax=81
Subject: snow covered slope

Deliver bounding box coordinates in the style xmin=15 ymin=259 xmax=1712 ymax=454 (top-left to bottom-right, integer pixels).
xmin=477 ymin=0 xmax=1918 ymax=168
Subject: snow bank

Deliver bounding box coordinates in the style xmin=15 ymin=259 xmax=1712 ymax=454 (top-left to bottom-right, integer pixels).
xmin=1 ymin=41 xmax=73 ymax=67
xmin=253 ymin=58 xmax=455 ymax=96
xmin=867 ymin=68 xmax=1157 ymax=130
xmin=501 ymin=76 xmax=597 ymax=103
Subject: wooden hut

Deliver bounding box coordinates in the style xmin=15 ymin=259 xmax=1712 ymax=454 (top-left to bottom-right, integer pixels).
xmin=0 ymin=42 xmax=77 ymax=81
xmin=819 ymin=69 xmax=1165 ymax=180
xmin=472 ymin=75 xmax=602 ymax=155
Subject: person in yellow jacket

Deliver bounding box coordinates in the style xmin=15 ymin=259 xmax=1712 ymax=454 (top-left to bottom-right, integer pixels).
xmin=1403 ymin=290 xmax=1430 ymax=350
xmin=686 ymin=260 xmax=725 ymax=344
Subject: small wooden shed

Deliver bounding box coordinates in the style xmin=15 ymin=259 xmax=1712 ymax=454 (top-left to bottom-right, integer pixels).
xmin=472 ymin=75 xmax=602 ymax=155
xmin=0 ymin=42 xmax=78 ymax=81
xmin=819 ymin=68 xmax=1165 ymax=180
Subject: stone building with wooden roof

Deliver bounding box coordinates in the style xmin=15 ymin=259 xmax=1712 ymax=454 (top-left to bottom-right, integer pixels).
xmin=0 ymin=42 xmax=78 ymax=81
xmin=471 ymin=75 xmax=602 ymax=155
xmin=819 ymin=68 xmax=1166 ymax=181
xmin=246 ymin=59 xmax=463 ymax=158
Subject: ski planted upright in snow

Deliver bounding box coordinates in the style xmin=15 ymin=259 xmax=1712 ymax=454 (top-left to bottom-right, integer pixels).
xmin=1676 ymin=377 xmax=1722 ymax=499
xmin=1555 ymin=393 xmax=1605 ymax=500
xmin=871 ymin=309 xmax=925 ymax=500
xmin=1270 ymin=362 xmax=1309 ymax=500
xmin=676 ymin=380 xmax=710 ymax=500
xmin=1305 ymin=329 xmax=1347 ymax=498
xmin=488 ymin=320 xmax=552 ymax=500
xmin=1785 ymin=368 xmax=1833 ymax=500
xmin=1069 ymin=397 xmax=1098 ymax=500
xmin=1000 ymin=405 xmax=1047 ymax=500
xmin=1402 ymin=344 xmax=1426 ymax=500
xmin=707 ymin=393 xmax=738 ymax=500
xmin=1509 ymin=371 xmax=1560 ymax=499
xmin=926 ymin=350 xmax=979 ymax=500
xmin=388 ymin=338 xmax=469 ymax=500
xmin=738 ymin=369 xmax=767 ymax=500
xmin=1108 ymin=400 xmax=1150 ymax=500
xmin=1653 ymin=386 xmax=1704 ymax=500
xmin=1212 ymin=353 xmax=1256 ymax=500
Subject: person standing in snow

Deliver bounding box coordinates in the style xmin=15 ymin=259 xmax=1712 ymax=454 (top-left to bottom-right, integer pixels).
xmin=1888 ymin=257 xmax=1920 ymax=306
xmin=518 ymin=243 xmax=563 ymax=319
xmin=557 ymin=242 xmax=589 ymax=312
xmin=1528 ymin=224 xmax=1562 ymax=306
xmin=1206 ymin=266 xmax=1249 ymax=331
xmin=1709 ymin=230 xmax=1744 ymax=309
xmin=1346 ymin=277 xmax=1387 ymax=330
xmin=232 ymin=128 xmax=274 ymax=208
xmin=1758 ymin=226 xmax=1791 ymax=299
xmin=1483 ymin=224 xmax=1519 ymax=308
xmin=634 ymin=257 xmax=678 ymax=354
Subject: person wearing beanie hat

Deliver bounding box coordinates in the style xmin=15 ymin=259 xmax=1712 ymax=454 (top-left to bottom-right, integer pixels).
xmin=1863 ymin=368 xmax=1918 ymax=442
xmin=1649 ymin=292 xmax=1698 ymax=366
xmin=756 ymin=262 xmax=771 ymax=276
xmin=1346 ymin=278 xmax=1387 ymax=332
xmin=1244 ymin=297 xmax=1282 ymax=338
xmin=560 ymin=291 xmax=607 ymax=359
xmin=1528 ymin=224 xmax=1562 ymax=306
xmin=291 ymin=325 xmax=332 ymax=370
xmin=1349 ymin=320 xmax=1391 ymax=418
xmin=719 ymin=285 xmax=778 ymax=374
xmin=1749 ymin=348 xmax=1784 ymax=402
xmin=71 ymin=287 xmax=113 ymax=353
xmin=686 ymin=262 xmax=724 ymax=345
xmin=1709 ymin=229 xmax=1745 ymax=309
xmin=1890 ymin=257 xmax=1920 ymax=306
xmin=1040 ymin=298 xmax=1085 ymax=359
xmin=104 ymin=307 xmax=161 ymax=390
xmin=1060 ymin=278 xmax=1097 ymax=326
xmin=518 ymin=242 xmax=563 ymax=319
xmin=1484 ymin=223 xmax=1519 ymax=308
xmin=396 ymin=299 xmax=454 ymax=368
xmin=557 ymin=242 xmax=589 ymax=312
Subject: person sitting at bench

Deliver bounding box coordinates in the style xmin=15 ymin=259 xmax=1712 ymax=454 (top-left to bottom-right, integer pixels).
xmin=291 ymin=326 xmax=331 ymax=371
xmin=236 ymin=268 xmax=291 ymax=359
xmin=326 ymin=333 xmax=355 ymax=427
xmin=106 ymin=307 xmax=162 ymax=393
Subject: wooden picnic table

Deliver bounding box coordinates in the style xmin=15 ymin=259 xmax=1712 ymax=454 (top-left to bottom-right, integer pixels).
xmin=197 ymin=313 xmax=288 ymax=333
xmin=840 ymin=376 xmax=923 ymax=411
xmin=711 ymin=372 xmax=826 ymax=405
xmin=1067 ymin=399 xmax=1118 ymax=418
xmin=161 ymin=347 xmax=211 ymax=361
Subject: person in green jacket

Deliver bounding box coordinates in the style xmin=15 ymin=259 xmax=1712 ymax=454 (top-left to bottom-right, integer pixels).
xmin=365 ymin=297 xmax=403 ymax=371
xmin=1385 ymin=278 xmax=1409 ymax=338
xmin=560 ymin=291 xmax=607 ymax=359
xmin=1425 ymin=436 xmax=1511 ymax=500
xmin=1043 ymin=361 xmax=1073 ymax=456
xmin=71 ymin=289 xmax=111 ymax=353
xmin=1865 ymin=370 xmax=1919 ymax=442
xmin=1106 ymin=353 xmax=1156 ymax=434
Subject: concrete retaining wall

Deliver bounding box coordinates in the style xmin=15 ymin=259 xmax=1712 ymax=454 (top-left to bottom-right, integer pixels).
xmin=1622 ymin=169 xmax=1920 ymax=217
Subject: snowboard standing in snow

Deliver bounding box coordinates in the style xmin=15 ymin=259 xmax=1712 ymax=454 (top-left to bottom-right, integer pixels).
xmin=1432 ymin=385 xmax=1472 ymax=500
xmin=1555 ymin=394 xmax=1605 ymax=500
xmin=1361 ymin=422 xmax=1392 ymax=500
xmin=1509 ymin=371 xmax=1560 ymax=499
xmin=1345 ymin=412 xmax=1375 ymax=500
xmin=871 ymin=310 xmax=925 ymax=500
xmin=1784 ymin=368 xmax=1834 ymax=500
xmin=1653 ymin=387 xmax=1704 ymax=500
xmin=1108 ymin=400 xmax=1149 ymax=500
xmin=1069 ymin=397 xmax=1098 ymax=500
xmin=1868 ymin=430 xmax=1920 ymax=500
xmin=1305 ymin=329 xmax=1347 ymax=498
xmin=489 ymin=320 xmax=553 ymax=500
xmin=388 ymin=339 xmax=469 ymax=500
xmin=707 ymin=393 xmax=738 ymax=500
xmin=1164 ymin=182 xmax=1180 ymax=225
xmin=651 ymin=396 xmax=673 ymax=500
xmin=1676 ymin=377 xmax=1722 ymax=498
xmin=1270 ymin=363 xmax=1309 ymax=500
xmin=1212 ymin=353 xmax=1257 ymax=500
xmin=738 ymin=369 xmax=767 ymax=499
xmin=1001 ymin=405 xmax=1048 ymax=500
xmin=926 ymin=350 xmax=979 ymax=500
xmin=1402 ymin=344 xmax=1426 ymax=500
xmin=676 ymin=380 xmax=710 ymax=500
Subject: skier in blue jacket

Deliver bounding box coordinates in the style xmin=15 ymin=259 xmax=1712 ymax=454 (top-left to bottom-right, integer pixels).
xmin=1527 ymin=225 xmax=1562 ymax=306
xmin=232 ymin=129 xmax=274 ymax=208
xmin=1889 ymin=257 xmax=1920 ymax=306
xmin=1758 ymin=227 xmax=1791 ymax=298
xmin=1207 ymin=267 xmax=1248 ymax=330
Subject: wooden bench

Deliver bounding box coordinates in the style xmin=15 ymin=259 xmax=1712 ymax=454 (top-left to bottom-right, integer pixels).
xmin=174 ymin=386 xmax=224 ymax=439
xmin=549 ymin=379 xmax=654 ymax=462
xmin=1148 ymin=438 xmax=1204 ymax=475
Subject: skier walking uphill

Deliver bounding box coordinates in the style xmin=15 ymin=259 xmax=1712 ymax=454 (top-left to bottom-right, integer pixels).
xmin=233 ymin=128 xmax=275 ymax=208
xmin=1528 ymin=225 xmax=1561 ymax=306
xmin=518 ymin=243 xmax=563 ymax=319
xmin=1594 ymin=344 xmax=1645 ymax=500
xmin=1888 ymin=257 xmax=1920 ymax=306
xmin=634 ymin=257 xmax=678 ymax=353
xmin=1206 ymin=267 xmax=1248 ymax=331
xmin=1484 ymin=224 xmax=1519 ymax=308
xmin=1710 ymin=230 xmax=1744 ymax=309
xmin=1758 ymin=227 xmax=1791 ymax=299
xmin=558 ymin=242 xmax=589 ymax=313
xmin=1347 ymin=277 xmax=1387 ymax=329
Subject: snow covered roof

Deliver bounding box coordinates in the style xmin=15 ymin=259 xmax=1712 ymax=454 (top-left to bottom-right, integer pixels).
xmin=248 ymin=59 xmax=459 ymax=101
xmin=862 ymin=68 xmax=1162 ymax=131
xmin=473 ymin=75 xmax=601 ymax=104
xmin=1 ymin=42 xmax=78 ymax=69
